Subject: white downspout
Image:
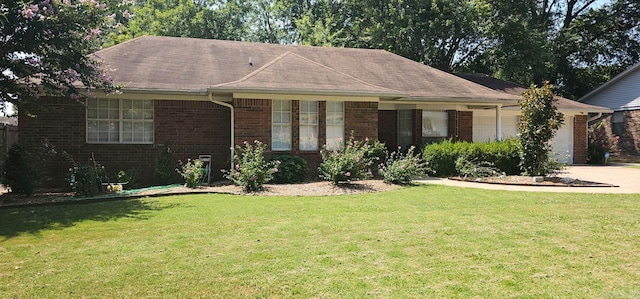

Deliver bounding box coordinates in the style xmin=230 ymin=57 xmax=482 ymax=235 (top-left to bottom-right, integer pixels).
xmin=588 ymin=112 xmax=603 ymax=124
xmin=496 ymin=104 xmax=502 ymax=141
xmin=208 ymin=92 xmax=235 ymax=172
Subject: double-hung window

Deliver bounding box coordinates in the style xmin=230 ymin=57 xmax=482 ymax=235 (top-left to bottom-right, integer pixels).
xmin=86 ymin=99 xmax=154 ymax=144
xmin=326 ymin=101 xmax=344 ymax=150
xmin=272 ymin=100 xmax=292 ymax=151
xmin=299 ymin=101 xmax=319 ymax=151
xmin=422 ymin=110 xmax=448 ymax=144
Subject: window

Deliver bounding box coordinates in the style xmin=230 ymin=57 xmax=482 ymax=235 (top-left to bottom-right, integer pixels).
xmin=422 ymin=110 xmax=448 ymax=144
xmin=612 ymin=111 xmax=624 ymax=136
xmin=299 ymin=101 xmax=319 ymax=151
xmin=86 ymin=99 xmax=154 ymax=144
xmin=397 ymin=110 xmax=413 ymax=148
xmin=272 ymin=100 xmax=291 ymax=151
xmin=326 ymin=101 xmax=344 ymax=150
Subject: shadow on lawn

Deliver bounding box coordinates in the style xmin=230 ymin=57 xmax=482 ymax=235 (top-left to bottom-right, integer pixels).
xmin=0 ymin=199 xmax=175 ymax=240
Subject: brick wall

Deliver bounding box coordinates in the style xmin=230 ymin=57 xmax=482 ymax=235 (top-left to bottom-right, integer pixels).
xmin=573 ymin=115 xmax=588 ymax=164
xmin=19 ymin=97 xmax=231 ymax=186
xmin=233 ymin=98 xmax=271 ymax=146
xmin=345 ymin=102 xmax=378 ymax=140
xmin=594 ymin=110 xmax=640 ymax=157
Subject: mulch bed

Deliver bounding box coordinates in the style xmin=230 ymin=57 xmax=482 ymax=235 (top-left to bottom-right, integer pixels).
xmin=449 ymin=175 xmax=618 ymax=187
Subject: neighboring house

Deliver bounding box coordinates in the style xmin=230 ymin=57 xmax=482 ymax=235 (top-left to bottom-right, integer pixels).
xmin=579 ymin=62 xmax=640 ymax=156
xmin=0 ymin=116 xmax=18 ymax=160
xmin=456 ymin=73 xmax=611 ymax=164
xmin=18 ymin=36 xmax=598 ymax=184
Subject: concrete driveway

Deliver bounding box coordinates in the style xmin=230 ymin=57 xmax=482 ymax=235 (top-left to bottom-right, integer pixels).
xmin=418 ymin=164 xmax=640 ymax=193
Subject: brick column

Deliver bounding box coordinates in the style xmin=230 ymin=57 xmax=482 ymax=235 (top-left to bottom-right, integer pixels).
xmin=573 ymin=115 xmax=588 ymax=164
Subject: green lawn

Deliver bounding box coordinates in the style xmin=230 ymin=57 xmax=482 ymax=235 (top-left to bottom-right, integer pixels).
xmin=1 ymin=185 xmax=639 ymax=298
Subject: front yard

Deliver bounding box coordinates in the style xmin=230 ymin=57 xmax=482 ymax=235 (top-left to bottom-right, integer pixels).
xmin=1 ymin=185 xmax=639 ymax=297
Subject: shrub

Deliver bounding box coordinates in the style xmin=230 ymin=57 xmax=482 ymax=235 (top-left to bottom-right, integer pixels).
xmin=270 ymin=154 xmax=307 ymax=184
xmin=588 ymin=120 xmax=618 ymax=164
xmin=318 ymin=136 xmax=380 ymax=184
xmin=177 ymin=159 xmax=204 ymax=188
xmin=67 ymin=155 xmax=108 ymax=197
xmin=518 ymin=82 xmax=564 ymax=176
xmin=380 ymin=146 xmax=430 ymax=185
xmin=422 ymin=139 xmax=521 ymax=177
xmin=224 ymin=140 xmax=279 ymax=192
xmin=455 ymin=157 xmax=502 ymax=179
xmin=3 ymin=143 xmax=37 ymax=196
xmin=155 ymin=142 xmax=176 ymax=185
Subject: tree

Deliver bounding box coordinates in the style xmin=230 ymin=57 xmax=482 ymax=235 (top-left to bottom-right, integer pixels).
xmin=1 ymin=0 xmax=117 ymax=110
xmin=518 ymin=82 xmax=564 ymax=176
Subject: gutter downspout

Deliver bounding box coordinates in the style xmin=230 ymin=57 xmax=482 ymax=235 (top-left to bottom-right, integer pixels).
xmin=208 ymin=92 xmax=235 ymax=172
xmin=587 ymin=112 xmax=603 ymax=124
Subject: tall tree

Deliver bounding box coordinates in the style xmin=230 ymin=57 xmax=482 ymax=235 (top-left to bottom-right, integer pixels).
xmin=1 ymin=0 xmax=116 ymax=111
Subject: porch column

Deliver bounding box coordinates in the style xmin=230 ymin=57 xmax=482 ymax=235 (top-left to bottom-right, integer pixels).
xmin=495 ymin=105 xmax=502 ymax=141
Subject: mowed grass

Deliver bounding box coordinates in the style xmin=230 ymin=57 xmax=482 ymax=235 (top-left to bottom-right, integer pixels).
xmin=1 ymin=185 xmax=639 ymax=298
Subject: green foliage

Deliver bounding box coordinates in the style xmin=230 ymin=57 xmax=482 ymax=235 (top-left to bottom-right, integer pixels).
xmin=2 ymin=143 xmax=37 ymax=196
xmin=155 ymin=143 xmax=176 ymax=185
xmin=270 ymin=154 xmax=307 ymax=184
xmin=1 ymin=0 xmax=117 ymax=107
xmin=455 ymin=157 xmax=501 ymax=179
xmin=588 ymin=121 xmax=619 ymax=164
xmin=380 ymin=146 xmax=430 ymax=185
xmin=177 ymin=159 xmax=204 ymax=189
xmin=225 ymin=141 xmax=279 ymax=192
xmin=422 ymin=139 xmax=521 ymax=177
xmin=518 ymin=82 xmax=564 ymax=176
xmin=318 ymin=136 xmax=382 ymax=184
xmin=66 ymin=154 xmax=108 ymax=197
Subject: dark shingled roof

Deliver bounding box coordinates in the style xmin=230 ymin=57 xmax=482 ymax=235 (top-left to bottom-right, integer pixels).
xmin=96 ymin=36 xmax=518 ymax=102
xmin=455 ymin=73 xmax=611 ymax=112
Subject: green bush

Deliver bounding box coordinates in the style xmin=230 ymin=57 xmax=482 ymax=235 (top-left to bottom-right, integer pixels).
xmin=318 ymin=136 xmax=381 ymax=184
xmin=155 ymin=142 xmax=176 ymax=185
xmin=3 ymin=143 xmax=37 ymax=196
xmin=588 ymin=121 xmax=618 ymax=164
xmin=66 ymin=154 xmax=108 ymax=197
xmin=270 ymin=154 xmax=307 ymax=184
xmin=177 ymin=159 xmax=204 ymax=188
xmin=422 ymin=139 xmax=521 ymax=177
xmin=455 ymin=157 xmax=502 ymax=179
xmin=224 ymin=140 xmax=279 ymax=192
xmin=380 ymin=146 xmax=430 ymax=185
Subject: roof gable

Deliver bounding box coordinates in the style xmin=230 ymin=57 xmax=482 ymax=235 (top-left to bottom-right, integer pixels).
xmin=579 ymin=63 xmax=640 ymax=110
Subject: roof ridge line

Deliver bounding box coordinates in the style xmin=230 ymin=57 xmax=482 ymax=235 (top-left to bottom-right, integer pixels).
xmin=286 ymin=52 xmax=401 ymax=93
xmin=212 ymin=51 xmax=293 ymax=87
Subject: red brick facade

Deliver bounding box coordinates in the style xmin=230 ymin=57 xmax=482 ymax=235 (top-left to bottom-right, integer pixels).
xmin=20 ymin=97 xmax=231 ymax=185
xmin=573 ymin=115 xmax=588 ymax=164
xmin=447 ymin=110 xmax=473 ymax=142
xmin=597 ymin=110 xmax=640 ymax=157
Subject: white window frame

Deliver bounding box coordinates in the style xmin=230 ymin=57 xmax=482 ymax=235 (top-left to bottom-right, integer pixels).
xmin=86 ymin=99 xmax=154 ymax=144
xmin=326 ymin=101 xmax=344 ymax=150
xmin=272 ymin=100 xmax=292 ymax=151
xmin=299 ymin=100 xmax=319 ymax=151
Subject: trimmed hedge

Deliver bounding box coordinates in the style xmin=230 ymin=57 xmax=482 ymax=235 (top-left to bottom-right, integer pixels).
xmin=422 ymin=139 xmax=521 ymax=177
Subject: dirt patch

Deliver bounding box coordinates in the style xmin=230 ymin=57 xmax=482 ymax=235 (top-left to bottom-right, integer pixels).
xmin=0 ymin=180 xmax=400 ymax=208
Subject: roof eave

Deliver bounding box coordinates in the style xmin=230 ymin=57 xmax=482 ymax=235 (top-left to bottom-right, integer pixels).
xmin=208 ymin=87 xmax=407 ymax=99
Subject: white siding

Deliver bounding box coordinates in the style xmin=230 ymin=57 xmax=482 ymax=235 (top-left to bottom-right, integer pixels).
xmin=581 ymin=66 xmax=640 ymax=110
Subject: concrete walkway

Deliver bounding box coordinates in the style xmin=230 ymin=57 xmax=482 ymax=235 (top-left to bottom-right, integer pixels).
xmin=417 ymin=164 xmax=640 ymax=193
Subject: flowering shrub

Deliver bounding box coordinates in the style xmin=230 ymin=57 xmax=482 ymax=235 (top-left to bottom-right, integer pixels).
xmin=177 ymin=159 xmax=203 ymax=188
xmin=318 ymin=136 xmax=382 ymax=184
xmin=380 ymin=146 xmax=430 ymax=185
xmin=224 ymin=141 xmax=279 ymax=192
xmin=588 ymin=121 xmax=619 ymax=164
xmin=67 ymin=155 xmax=108 ymax=197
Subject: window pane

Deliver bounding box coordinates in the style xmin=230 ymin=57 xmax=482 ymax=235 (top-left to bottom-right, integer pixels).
xmin=272 ymin=100 xmax=291 ymax=150
xmin=422 ymin=111 xmax=448 ymax=137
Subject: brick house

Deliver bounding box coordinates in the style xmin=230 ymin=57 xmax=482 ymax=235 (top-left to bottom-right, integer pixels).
xmin=579 ymin=62 xmax=640 ymax=157
xmin=19 ymin=36 xmax=606 ymax=185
